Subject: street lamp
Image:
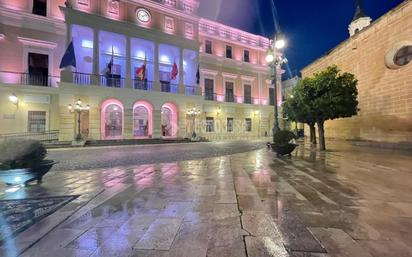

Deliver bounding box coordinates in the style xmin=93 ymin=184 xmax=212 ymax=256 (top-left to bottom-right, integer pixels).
xmin=68 ymin=99 xmax=90 ymax=141
xmin=186 ymin=107 xmax=201 ymax=139
xmin=266 ymin=34 xmax=288 ymax=142
xmin=8 ymin=94 xmax=19 ymax=106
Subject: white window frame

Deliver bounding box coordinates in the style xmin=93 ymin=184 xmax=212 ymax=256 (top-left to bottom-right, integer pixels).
xmin=29 ymin=0 xmax=51 ymax=17
xmin=19 ymin=37 xmax=57 ymax=76
xmin=26 ymin=109 xmax=49 ymax=133
xmin=222 ymin=72 xmax=238 ymax=101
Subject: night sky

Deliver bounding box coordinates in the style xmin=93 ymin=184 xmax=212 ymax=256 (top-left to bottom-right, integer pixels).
xmin=198 ymin=0 xmax=405 ymax=78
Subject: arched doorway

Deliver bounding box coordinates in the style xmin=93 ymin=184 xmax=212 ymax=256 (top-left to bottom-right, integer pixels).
xmin=161 ymin=102 xmax=178 ymax=138
xmin=133 ymin=101 xmax=153 ymax=138
xmin=101 ymin=99 xmax=124 ymax=140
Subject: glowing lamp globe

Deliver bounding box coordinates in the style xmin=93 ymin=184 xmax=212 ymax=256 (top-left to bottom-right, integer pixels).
xmin=265 ymin=54 xmax=275 ymax=64
xmin=275 ymin=39 xmax=286 ymax=49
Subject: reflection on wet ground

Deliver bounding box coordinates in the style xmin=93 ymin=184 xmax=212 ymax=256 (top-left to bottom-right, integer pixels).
xmin=1 ymin=140 xmax=412 ymax=257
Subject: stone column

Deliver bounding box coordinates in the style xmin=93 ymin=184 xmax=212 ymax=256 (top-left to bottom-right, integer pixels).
xmin=152 ymin=109 xmax=162 ymax=138
xmin=92 ymin=29 xmax=100 ymax=85
xmin=125 ymin=37 xmax=132 ymax=89
xmin=153 ymin=43 xmax=160 ymax=92
xmin=179 ymin=48 xmax=184 ymax=93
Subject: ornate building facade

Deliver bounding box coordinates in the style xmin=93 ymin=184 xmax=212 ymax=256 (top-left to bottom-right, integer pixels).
xmin=0 ymin=0 xmax=279 ymax=142
xmin=302 ymin=0 xmax=412 ymax=144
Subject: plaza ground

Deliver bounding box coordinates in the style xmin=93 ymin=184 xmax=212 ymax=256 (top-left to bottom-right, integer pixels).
xmin=1 ymin=140 xmax=412 ymax=257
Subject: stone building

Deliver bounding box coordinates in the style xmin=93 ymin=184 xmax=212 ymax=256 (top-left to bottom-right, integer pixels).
xmin=0 ymin=0 xmax=281 ymax=142
xmin=301 ymin=0 xmax=412 ymax=144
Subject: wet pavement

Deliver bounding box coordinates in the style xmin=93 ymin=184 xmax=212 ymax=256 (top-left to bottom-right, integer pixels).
xmin=47 ymin=140 xmax=267 ymax=171
xmin=1 ymin=140 xmax=412 ymax=257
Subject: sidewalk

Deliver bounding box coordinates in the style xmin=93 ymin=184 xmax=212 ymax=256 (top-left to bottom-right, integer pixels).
xmin=1 ymin=140 xmax=412 ymax=257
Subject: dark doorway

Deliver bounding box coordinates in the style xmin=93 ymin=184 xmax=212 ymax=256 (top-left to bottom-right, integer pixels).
xmin=33 ymin=0 xmax=47 ymax=16
xmin=28 ymin=53 xmax=49 ymax=87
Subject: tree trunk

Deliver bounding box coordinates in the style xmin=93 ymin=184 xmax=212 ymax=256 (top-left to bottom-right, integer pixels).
xmin=309 ymin=124 xmax=317 ymax=145
xmin=318 ymin=121 xmax=326 ymax=151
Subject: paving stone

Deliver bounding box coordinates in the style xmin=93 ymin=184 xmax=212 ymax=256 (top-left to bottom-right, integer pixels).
xmin=245 ymin=236 xmax=289 ymax=257
xmin=134 ymin=218 xmax=182 ymax=250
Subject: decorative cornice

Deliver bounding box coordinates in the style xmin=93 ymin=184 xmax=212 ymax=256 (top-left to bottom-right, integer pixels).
xmin=17 ymin=37 xmax=58 ymax=49
xmin=0 ymin=7 xmax=66 ymax=35
xmin=124 ymin=0 xmax=200 ymax=22
xmin=199 ymin=18 xmax=269 ymax=51
xmin=241 ymin=75 xmax=255 ymax=82
xmin=222 ymin=72 xmax=238 ymax=80
xmin=200 ymin=68 xmax=218 ymax=77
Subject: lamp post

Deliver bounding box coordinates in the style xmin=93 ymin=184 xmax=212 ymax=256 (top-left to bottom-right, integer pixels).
xmin=186 ymin=107 xmax=201 ymax=139
xmin=68 ymin=99 xmax=90 ymax=141
xmin=266 ymin=34 xmax=288 ymax=142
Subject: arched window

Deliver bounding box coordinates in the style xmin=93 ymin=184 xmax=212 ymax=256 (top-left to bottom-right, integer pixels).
xmin=134 ymin=106 xmax=149 ymax=137
xmin=161 ymin=107 xmax=173 ymax=137
xmin=105 ymin=104 xmax=123 ymax=139
xmin=161 ymin=103 xmax=178 ymax=138
xmin=101 ymin=99 xmax=124 ymax=140
xmin=394 ymin=46 xmax=412 ymax=66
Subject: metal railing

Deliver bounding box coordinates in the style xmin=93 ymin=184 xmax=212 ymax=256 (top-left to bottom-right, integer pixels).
xmin=100 ymin=75 xmax=125 ymax=88
xmin=244 ymin=96 xmax=253 ymax=104
xmin=133 ymin=79 xmax=153 ymax=91
xmin=0 ymin=130 xmax=59 ymax=142
xmin=161 ymin=83 xmax=179 ymax=94
xmin=225 ymin=93 xmax=235 ymax=103
xmin=204 ymin=92 xmax=217 ymax=101
xmin=73 ymin=72 xmax=92 ymax=85
xmin=185 ymin=85 xmax=197 ymax=96
xmin=0 ymin=71 xmax=59 ymax=87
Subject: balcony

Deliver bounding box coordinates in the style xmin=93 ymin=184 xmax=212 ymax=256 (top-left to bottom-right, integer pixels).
xmin=204 ymin=92 xmax=217 ymax=101
xmin=225 ymin=93 xmax=235 ymax=103
xmin=0 ymin=71 xmax=59 ymax=87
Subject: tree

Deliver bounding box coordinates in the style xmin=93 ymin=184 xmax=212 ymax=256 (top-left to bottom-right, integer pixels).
xmin=283 ymin=77 xmax=317 ymax=144
xmin=311 ymin=65 xmax=359 ymax=150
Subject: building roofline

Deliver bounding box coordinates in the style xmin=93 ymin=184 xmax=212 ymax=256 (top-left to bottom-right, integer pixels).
xmin=301 ymin=0 xmax=410 ymax=74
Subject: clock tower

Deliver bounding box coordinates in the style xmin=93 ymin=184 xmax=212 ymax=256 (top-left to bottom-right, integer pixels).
xmin=348 ymin=0 xmax=372 ymax=37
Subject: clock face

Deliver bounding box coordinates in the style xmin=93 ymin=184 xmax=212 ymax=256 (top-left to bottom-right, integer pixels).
xmin=137 ymin=9 xmax=151 ymax=23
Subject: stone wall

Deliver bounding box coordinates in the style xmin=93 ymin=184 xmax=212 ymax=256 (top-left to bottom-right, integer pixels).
xmin=302 ymin=1 xmax=412 ymax=143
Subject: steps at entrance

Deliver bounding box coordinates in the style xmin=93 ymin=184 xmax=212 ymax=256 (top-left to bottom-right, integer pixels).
xmin=85 ymin=138 xmax=193 ymax=147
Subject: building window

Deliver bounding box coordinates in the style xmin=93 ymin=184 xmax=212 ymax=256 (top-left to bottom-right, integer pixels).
xmin=28 ymin=111 xmax=46 ymax=132
xmin=227 ymin=118 xmax=234 ymax=132
xmin=394 ymin=46 xmax=412 ymax=66
xmin=206 ymin=117 xmax=214 ymax=132
xmin=27 ymin=53 xmax=49 ymax=87
xmin=205 ymin=40 xmax=212 ymax=54
xmin=244 ymin=84 xmax=252 ymax=104
xmin=245 ymin=118 xmax=252 ymax=132
xmin=225 ymin=82 xmax=234 ymax=102
xmin=104 ymin=104 xmax=123 ymax=139
xmin=244 ymin=50 xmax=250 ymax=63
xmin=226 ymin=45 xmax=232 ymax=59
xmin=204 ymin=78 xmax=215 ymax=101
xmin=33 ymin=0 xmax=47 ymax=16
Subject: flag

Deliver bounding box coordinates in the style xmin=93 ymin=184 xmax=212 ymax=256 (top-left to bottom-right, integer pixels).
xmin=104 ymin=46 xmax=114 ymax=75
xmin=171 ymin=61 xmax=178 ymax=80
xmin=59 ymin=40 xmax=76 ymax=69
xmin=196 ymin=64 xmax=200 ymax=84
xmin=136 ymin=56 xmax=147 ymax=80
